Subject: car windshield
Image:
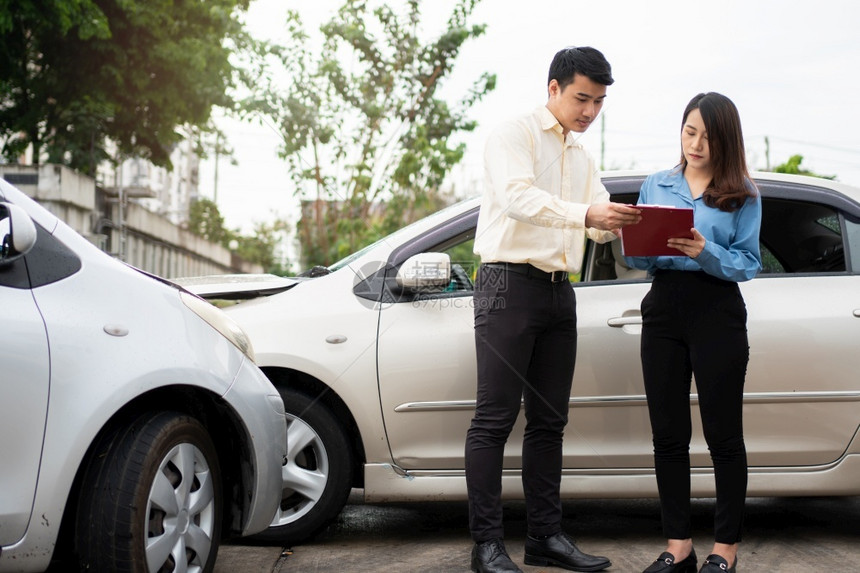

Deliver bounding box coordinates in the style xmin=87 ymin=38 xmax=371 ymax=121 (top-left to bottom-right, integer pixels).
xmin=327 ymin=197 xmax=478 ymax=272
xmin=327 ymin=235 xmax=391 ymax=272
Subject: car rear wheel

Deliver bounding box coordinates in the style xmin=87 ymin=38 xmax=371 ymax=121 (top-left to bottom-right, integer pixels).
xmin=254 ymin=387 xmax=354 ymax=544
xmin=75 ymin=411 xmax=223 ymax=573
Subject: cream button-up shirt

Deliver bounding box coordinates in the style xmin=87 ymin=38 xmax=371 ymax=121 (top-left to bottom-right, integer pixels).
xmin=473 ymin=105 xmax=617 ymax=275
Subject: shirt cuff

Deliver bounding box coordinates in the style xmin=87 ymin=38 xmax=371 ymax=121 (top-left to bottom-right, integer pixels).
xmin=566 ymin=202 xmax=590 ymax=228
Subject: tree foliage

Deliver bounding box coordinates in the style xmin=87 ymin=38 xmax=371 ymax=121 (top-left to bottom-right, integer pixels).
xmin=247 ymin=0 xmax=495 ymax=267
xmin=188 ymin=197 xmax=230 ymax=245
xmin=0 ymin=0 xmax=253 ymax=175
xmin=773 ymin=154 xmax=836 ymax=180
xmin=188 ymin=197 xmax=291 ymax=275
xmin=233 ymin=219 xmax=291 ymax=275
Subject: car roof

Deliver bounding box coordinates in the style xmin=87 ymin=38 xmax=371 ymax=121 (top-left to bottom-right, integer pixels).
xmin=442 ymin=170 xmax=860 ymax=217
xmin=600 ymin=169 xmax=860 ymax=203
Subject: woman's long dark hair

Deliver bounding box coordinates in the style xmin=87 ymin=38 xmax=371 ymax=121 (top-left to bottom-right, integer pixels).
xmin=679 ymin=92 xmax=756 ymax=212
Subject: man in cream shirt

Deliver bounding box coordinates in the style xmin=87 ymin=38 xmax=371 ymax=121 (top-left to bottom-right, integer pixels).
xmin=466 ymin=46 xmax=642 ymax=573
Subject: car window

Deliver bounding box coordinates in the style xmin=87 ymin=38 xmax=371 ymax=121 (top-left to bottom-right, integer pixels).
xmin=845 ymin=215 xmax=860 ymax=273
xmin=0 ymin=208 xmax=30 ymax=288
xmin=759 ymin=244 xmax=785 ymax=274
xmin=439 ymin=232 xmax=478 ymax=293
xmin=581 ymin=194 xmax=853 ymax=282
xmin=0 ymin=207 xmax=10 ymax=260
xmin=760 ymin=198 xmax=845 ymax=274
xmin=580 ymin=193 xmax=644 ymax=283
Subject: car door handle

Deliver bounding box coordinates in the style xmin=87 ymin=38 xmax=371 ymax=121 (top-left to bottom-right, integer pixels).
xmin=854 ymin=309 xmax=860 ymax=318
xmin=607 ymin=315 xmax=643 ymax=327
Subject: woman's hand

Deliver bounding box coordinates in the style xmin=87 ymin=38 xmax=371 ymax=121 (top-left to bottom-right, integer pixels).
xmin=667 ymin=228 xmax=706 ymax=258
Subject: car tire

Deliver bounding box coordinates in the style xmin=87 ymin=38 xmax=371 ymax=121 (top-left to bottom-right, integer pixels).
xmin=254 ymin=387 xmax=354 ymax=544
xmin=74 ymin=411 xmax=223 ymax=573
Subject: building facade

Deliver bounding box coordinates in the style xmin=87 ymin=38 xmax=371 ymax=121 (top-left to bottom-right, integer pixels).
xmin=1 ymin=164 xmax=262 ymax=278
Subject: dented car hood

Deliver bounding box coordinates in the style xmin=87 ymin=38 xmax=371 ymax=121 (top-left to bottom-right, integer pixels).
xmin=174 ymin=273 xmax=299 ymax=300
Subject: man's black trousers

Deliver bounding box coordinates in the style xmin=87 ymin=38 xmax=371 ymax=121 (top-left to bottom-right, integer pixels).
xmin=465 ymin=264 xmax=577 ymax=542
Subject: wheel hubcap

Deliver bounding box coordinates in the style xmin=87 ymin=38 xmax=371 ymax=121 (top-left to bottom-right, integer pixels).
xmin=274 ymin=413 xmax=330 ymax=527
xmin=145 ymin=443 xmax=215 ymax=573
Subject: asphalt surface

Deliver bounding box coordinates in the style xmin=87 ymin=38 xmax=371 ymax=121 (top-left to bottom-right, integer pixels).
xmin=215 ymin=491 xmax=860 ymax=572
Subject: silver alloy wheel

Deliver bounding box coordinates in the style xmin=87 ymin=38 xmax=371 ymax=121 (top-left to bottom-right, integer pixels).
xmin=273 ymin=412 xmax=330 ymax=527
xmin=145 ymin=442 xmax=217 ymax=573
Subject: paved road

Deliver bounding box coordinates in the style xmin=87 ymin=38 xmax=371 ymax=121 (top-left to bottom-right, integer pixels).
xmin=216 ymin=492 xmax=860 ymax=572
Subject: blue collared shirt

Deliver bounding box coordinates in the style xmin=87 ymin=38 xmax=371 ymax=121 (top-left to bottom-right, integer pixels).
xmin=624 ymin=169 xmax=762 ymax=282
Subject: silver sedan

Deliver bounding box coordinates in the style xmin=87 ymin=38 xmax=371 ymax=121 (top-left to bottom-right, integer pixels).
xmin=186 ymin=171 xmax=860 ymax=546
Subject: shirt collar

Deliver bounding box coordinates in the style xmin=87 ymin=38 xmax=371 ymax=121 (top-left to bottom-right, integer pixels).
xmin=537 ymin=105 xmax=560 ymax=131
xmin=536 ymin=105 xmax=581 ymax=147
xmin=656 ymin=168 xmax=685 ymax=188
xmin=656 ymin=168 xmax=696 ymax=204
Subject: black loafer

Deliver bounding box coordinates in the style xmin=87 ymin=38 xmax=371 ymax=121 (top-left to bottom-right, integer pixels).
xmin=523 ymin=532 xmax=611 ymax=572
xmin=699 ymin=554 xmax=737 ymax=573
xmin=471 ymin=538 xmax=523 ymax=573
xmin=643 ymin=549 xmax=698 ymax=573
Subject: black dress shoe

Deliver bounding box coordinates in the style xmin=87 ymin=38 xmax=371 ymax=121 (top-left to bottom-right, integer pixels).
xmin=523 ymin=532 xmax=611 ymax=572
xmin=643 ymin=549 xmax=698 ymax=573
xmin=699 ymin=554 xmax=737 ymax=573
xmin=471 ymin=538 xmax=523 ymax=573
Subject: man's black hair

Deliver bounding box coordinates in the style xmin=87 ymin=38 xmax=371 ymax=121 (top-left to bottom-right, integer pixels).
xmin=547 ymin=46 xmax=614 ymax=89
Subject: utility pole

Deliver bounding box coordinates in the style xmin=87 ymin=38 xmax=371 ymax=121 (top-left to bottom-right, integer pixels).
xmin=600 ymin=114 xmax=606 ymax=171
xmin=117 ymin=159 xmax=127 ymax=262
xmin=764 ymin=136 xmax=771 ymax=171
xmin=213 ymin=132 xmax=221 ymax=204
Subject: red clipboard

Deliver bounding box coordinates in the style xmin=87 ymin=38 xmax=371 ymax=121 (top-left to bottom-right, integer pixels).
xmin=621 ymin=205 xmax=694 ymax=256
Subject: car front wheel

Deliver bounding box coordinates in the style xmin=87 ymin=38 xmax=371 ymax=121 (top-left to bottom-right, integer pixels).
xmin=75 ymin=411 xmax=223 ymax=573
xmin=254 ymin=387 xmax=354 ymax=544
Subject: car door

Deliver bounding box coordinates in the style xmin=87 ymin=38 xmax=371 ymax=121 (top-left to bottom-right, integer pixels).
xmin=376 ymin=206 xmax=658 ymax=471
xmin=565 ymin=275 xmax=655 ymax=468
xmin=375 ymin=202 xmax=679 ymax=471
xmin=376 ymin=179 xmax=860 ymax=474
xmin=0 ymin=226 xmax=50 ymax=546
xmin=376 ymin=216 xmax=481 ymax=470
xmin=575 ymin=182 xmax=860 ymax=469
xmin=735 ymin=188 xmax=860 ymax=467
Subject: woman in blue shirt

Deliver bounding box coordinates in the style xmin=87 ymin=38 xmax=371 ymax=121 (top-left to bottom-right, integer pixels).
xmin=627 ymin=93 xmax=762 ymax=573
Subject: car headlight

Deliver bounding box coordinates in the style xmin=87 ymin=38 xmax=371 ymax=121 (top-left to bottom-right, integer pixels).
xmin=180 ymin=291 xmax=255 ymax=362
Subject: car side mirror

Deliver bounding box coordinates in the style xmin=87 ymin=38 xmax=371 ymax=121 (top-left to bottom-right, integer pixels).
xmin=0 ymin=202 xmax=38 ymax=266
xmin=396 ymin=252 xmax=451 ymax=292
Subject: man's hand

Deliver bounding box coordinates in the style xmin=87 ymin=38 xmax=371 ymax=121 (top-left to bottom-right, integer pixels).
xmin=585 ymin=203 xmax=642 ymax=231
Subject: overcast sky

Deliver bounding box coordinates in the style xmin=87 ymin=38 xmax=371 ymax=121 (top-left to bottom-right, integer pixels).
xmin=200 ymin=0 xmax=860 ymax=234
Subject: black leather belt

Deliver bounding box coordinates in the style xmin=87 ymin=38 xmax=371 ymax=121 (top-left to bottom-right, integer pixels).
xmin=483 ymin=263 xmax=569 ymax=283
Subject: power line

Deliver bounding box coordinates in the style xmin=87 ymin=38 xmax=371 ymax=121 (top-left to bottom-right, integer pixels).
xmin=749 ymin=135 xmax=858 ymax=155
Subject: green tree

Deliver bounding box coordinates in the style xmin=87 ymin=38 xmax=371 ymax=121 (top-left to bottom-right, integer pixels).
xmin=773 ymin=154 xmax=836 ymax=180
xmin=188 ymin=198 xmax=230 ymax=245
xmin=233 ymin=219 xmax=291 ymax=275
xmin=188 ymin=198 xmax=291 ymax=275
xmin=0 ymin=0 xmax=253 ymax=175
xmin=248 ymin=0 xmax=494 ymax=267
